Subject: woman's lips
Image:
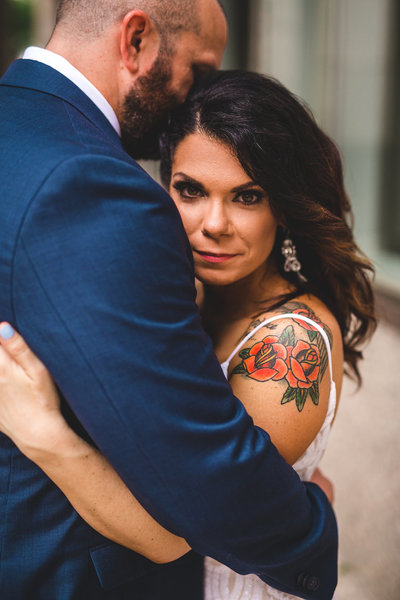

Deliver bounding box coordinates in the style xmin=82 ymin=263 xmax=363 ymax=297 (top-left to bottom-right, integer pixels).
xmin=195 ymin=250 xmax=237 ymax=263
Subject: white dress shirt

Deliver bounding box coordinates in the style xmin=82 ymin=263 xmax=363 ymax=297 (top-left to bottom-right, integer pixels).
xmin=23 ymin=46 xmax=121 ymax=136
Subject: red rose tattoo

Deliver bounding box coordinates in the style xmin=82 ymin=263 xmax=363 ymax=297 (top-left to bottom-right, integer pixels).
xmin=232 ymin=323 xmax=322 ymax=412
xmin=242 ymin=336 xmax=288 ymax=382
xmin=285 ymin=340 xmax=320 ymax=389
xmin=290 ymin=307 xmax=322 ymax=343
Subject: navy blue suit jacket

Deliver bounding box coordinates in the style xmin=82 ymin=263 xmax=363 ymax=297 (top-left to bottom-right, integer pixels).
xmin=0 ymin=59 xmax=337 ymax=600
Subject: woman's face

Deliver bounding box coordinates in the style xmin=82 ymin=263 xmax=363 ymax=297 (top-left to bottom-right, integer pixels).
xmin=169 ymin=132 xmax=278 ymax=287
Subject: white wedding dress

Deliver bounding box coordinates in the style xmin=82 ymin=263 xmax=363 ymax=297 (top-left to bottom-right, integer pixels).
xmin=205 ymin=314 xmax=337 ymax=600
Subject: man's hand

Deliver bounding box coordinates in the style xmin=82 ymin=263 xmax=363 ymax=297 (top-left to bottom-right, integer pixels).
xmin=310 ymin=468 xmax=334 ymax=504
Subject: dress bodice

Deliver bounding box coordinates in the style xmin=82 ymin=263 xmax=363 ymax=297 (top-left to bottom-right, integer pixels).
xmin=205 ymin=313 xmax=337 ymax=600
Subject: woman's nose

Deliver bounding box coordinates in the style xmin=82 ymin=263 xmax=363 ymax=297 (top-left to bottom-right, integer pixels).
xmin=201 ymin=200 xmax=232 ymax=238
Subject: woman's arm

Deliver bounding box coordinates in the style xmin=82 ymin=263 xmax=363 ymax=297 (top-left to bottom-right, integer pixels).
xmin=0 ymin=314 xmax=335 ymax=562
xmin=0 ymin=323 xmax=190 ymax=564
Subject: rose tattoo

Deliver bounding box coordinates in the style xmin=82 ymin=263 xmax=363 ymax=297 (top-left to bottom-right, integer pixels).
xmin=233 ymin=324 xmax=321 ymax=412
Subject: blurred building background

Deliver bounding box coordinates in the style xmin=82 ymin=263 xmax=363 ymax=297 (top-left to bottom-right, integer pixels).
xmin=222 ymin=0 xmax=400 ymax=308
xmin=1 ymin=1 xmax=399 ymax=599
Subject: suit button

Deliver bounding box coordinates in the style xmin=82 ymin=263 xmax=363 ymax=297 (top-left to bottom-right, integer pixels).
xmin=297 ymin=573 xmax=320 ymax=592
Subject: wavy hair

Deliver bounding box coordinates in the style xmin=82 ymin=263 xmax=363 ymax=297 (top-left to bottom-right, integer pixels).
xmin=160 ymin=70 xmax=376 ymax=383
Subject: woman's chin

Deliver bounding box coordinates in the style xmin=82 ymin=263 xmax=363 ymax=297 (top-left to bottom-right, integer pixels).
xmin=195 ymin=271 xmax=238 ymax=288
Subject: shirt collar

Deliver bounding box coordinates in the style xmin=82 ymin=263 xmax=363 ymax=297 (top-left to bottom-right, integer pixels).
xmin=23 ymin=47 xmax=121 ymax=137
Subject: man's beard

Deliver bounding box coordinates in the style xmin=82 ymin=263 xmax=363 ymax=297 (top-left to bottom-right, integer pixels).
xmin=120 ymin=49 xmax=181 ymax=160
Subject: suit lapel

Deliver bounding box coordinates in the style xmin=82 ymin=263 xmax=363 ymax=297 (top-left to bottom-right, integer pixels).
xmin=0 ymin=59 xmax=122 ymax=148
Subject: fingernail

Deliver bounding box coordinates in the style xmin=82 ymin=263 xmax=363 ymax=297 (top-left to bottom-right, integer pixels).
xmin=0 ymin=324 xmax=15 ymax=340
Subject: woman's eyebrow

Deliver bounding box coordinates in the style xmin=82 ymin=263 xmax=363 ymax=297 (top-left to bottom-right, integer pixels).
xmin=231 ymin=182 xmax=262 ymax=193
xmin=172 ymin=172 xmax=206 ymax=189
xmin=171 ymin=174 xmax=263 ymax=195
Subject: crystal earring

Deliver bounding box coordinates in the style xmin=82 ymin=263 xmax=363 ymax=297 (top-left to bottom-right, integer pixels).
xmin=281 ymin=237 xmax=307 ymax=283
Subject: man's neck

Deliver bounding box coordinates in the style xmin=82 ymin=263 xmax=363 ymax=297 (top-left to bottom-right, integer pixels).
xmin=46 ymin=35 xmax=121 ymax=118
xmin=24 ymin=46 xmax=121 ymax=136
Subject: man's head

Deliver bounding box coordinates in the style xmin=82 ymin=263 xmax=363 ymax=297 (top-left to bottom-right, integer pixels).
xmin=50 ymin=0 xmax=227 ymax=156
xmin=55 ymin=0 xmax=217 ymax=39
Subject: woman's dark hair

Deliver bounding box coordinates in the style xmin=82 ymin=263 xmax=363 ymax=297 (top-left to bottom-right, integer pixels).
xmin=160 ymin=70 xmax=376 ymax=383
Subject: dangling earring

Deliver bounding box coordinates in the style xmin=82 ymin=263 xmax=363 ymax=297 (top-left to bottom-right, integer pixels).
xmin=281 ymin=236 xmax=307 ymax=283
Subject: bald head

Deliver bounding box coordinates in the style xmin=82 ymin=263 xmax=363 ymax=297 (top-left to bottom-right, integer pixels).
xmin=49 ymin=0 xmax=227 ymax=152
xmin=55 ymin=0 xmax=223 ymax=40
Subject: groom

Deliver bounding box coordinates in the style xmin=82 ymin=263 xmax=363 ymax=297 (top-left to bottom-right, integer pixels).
xmin=0 ymin=1 xmax=337 ymax=599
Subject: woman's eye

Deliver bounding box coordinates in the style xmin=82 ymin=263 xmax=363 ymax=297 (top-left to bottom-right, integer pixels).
xmin=172 ymin=182 xmax=204 ymax=199
xmin=234 ymin=191 xmax=263 ymax=205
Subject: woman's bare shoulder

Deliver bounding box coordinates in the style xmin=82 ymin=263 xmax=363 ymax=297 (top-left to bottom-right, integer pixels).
xmin=227 ymin=296 xmax=343 ymax=465
xmin=239 ymin=297 xmax=340 ymax=348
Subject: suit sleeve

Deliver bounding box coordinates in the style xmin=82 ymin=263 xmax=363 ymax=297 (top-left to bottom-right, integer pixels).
xmin=12 ymin=155 xmax=337 ymax=599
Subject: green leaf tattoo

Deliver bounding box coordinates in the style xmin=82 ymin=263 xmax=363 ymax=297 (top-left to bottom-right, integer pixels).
xmin=232 ymin=362 xmax=247 ymax=375
xmin=278 ymin=325 xmax=295 ymax=347
xmin=309 ymin=383 xmax=319 ymax=405
xmin=296 ymin=389 xmax=308 ymax=412
xmin=307 ymin=330 xmax=318 ymax=343
xmin=282 ymin=387 xmax=297 ymax=404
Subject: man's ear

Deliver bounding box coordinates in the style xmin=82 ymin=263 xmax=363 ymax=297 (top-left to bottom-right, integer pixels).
xmin=120 ymin=10 xmax=159 ymax=75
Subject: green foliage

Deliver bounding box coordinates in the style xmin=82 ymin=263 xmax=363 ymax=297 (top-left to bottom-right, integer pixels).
xmin=9 ymin=0 xmax=33 ymax=47
xmin=1 ymin=0 xmax=34 ymax=75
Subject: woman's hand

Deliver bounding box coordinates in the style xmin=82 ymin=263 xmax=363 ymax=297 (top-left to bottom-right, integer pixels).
xmin=0 ymin=323 xmax=68 ymax=457
xmin=0 ymin=323 xmax=190 ymax=562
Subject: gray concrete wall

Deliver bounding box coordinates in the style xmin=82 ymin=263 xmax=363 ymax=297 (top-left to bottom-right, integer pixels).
xmin=321 ymin=321 xmax=400 ymax=600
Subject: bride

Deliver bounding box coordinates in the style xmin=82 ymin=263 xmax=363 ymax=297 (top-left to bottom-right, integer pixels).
xmin=0 ymin=70 xmax=375 ymax=599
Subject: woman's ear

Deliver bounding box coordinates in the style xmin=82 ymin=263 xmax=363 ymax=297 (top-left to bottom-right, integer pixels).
xmin=120 ymin=10 xmax=159 ymax=75
xmin=271 ymin=206 xmax=286 ymax=231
